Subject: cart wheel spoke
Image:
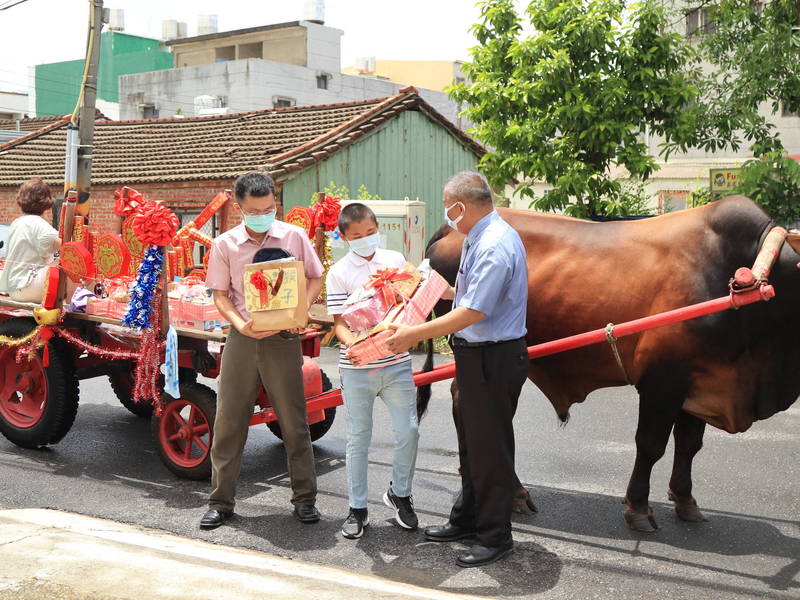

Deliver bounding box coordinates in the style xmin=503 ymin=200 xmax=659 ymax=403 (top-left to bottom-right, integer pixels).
xmin=167 ymin=432 xmax=182 ymax=442
xmin=188 ymin=406 xmax=197 ymax=427
xmin=171 ymin=411 xmax=187 ymax=428
xmin=194 ymin=437 xmax=208 ymax=453
xmin=183 ymin=438 xmax=193 ymax=459
xmin=192 ymin=424 xmax=209 ymax=436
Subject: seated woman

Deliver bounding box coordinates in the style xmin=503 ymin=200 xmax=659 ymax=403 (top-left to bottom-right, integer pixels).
xmin=0 ymin=178 xmax=61 ymax=302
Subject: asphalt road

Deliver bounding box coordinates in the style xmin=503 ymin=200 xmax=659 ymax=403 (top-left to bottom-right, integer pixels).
xmin=0 ymin=347 xmax=798 ymax=599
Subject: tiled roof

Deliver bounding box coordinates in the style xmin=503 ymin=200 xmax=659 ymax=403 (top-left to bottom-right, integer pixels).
xmin=0 ymin=89 xmax=483 ymax=187
xmin=0 ymin=110 xmax=106 ymax=133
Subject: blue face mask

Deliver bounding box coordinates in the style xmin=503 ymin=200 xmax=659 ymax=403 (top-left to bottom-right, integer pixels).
xmin=444 ymin=201 xmax=465 ymax=230
xmin=348 ymin=232 xmax=381 ymax=257
xmin=243 ymin=211 xmax=276 ymax=233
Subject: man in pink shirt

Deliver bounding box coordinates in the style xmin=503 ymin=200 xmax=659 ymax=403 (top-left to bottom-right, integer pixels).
xmin=200 ymin=172 xmax=324 ymax=529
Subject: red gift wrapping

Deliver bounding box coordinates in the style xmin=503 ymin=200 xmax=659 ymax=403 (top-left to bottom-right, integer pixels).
xmin=341 ymin=290 xmax=395 ymax=332
xmin=347 ymin=269 xmax=449 ymax=365
xmin=346 ymin=330 xmax=395 ymax=365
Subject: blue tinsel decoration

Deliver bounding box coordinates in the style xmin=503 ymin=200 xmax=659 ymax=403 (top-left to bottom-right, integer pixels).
xmin=122 ymin=245 xmax=164 ymax=329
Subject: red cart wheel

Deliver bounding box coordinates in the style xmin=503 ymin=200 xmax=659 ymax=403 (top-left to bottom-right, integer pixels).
xmin=0 ymin=318 xmax=78 ymax=448
xmin=151 ymin=382 xmax=216 ymax=480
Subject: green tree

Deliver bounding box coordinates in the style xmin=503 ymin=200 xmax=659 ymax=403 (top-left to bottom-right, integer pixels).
xmin=684 ymin=0 xmax=800 ymax=157
xmin=733 ymin=153 xmax=800 ymax=224
xmin=682 ymin=0 xmax=800 ymax=222
xmin=450 ymin=0 xmax=702 ymax=218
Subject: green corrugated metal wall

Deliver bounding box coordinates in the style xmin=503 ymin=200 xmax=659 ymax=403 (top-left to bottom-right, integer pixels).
xmin=280 ymin=109 xmax=481 ymax=236
xmin=35 ymin=31 xmax=172 ymax=116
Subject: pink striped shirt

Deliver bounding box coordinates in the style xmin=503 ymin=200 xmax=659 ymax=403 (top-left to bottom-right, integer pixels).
xmin=205 ymin=220 xmax=323 ymax=321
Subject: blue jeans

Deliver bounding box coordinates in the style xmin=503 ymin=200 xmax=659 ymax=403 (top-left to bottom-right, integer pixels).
xmin=340 ymin=361 xmax=419 ymax=509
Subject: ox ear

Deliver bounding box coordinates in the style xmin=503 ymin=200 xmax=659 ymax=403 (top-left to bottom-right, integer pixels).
xmin=787 ymin=233 xmax=800 ymax=256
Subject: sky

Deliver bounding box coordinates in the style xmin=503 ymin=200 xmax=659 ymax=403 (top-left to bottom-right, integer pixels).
xmin=0 ymin=0 xmax=520 ymax=94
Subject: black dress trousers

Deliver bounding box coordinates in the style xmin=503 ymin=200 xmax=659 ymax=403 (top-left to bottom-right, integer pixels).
xmin=449 ymin=337 xmax=528 ymax=547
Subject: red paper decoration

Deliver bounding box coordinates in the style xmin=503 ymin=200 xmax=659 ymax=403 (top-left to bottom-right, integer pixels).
xmin=94 ymin=233 xmax=131 ymax=279
xmin=133 ymin=201 xmax=179 ymax=247
xmin=122 ymin=215 xmax=144 ymax=258
xmin=42 ymin=266 xmax=60 ymax=309
xmin=286 ymin=206 xmax=315 ymax=239
xmin=60 ymin=242 xmax=95 ymax=283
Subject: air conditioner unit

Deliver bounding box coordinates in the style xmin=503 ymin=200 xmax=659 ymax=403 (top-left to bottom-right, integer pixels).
xmin=194 ymin=94 xmax=226 ymax=115
xmin=198 ymin=107 xmax=232 ymax=116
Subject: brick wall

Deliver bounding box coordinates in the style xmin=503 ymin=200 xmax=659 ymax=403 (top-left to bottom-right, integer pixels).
xmin=0 ymin=179 xmax=236 ymax=233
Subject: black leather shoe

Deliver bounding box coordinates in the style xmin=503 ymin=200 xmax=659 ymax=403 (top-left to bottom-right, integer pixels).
xmin=294 ymin=503 xmax=321 ymax=523
xmin=200 ymin=508 xmax=233 ymax=530
xmin=424 ymin=522 xmax=477 ymax=542
xmin=456 ymin=543 xmax=513 ymax=568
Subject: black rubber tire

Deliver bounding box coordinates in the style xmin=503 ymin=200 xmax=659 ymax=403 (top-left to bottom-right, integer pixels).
xmin=0 ymin=318 xmax=79 ymax=449
xmin=151 ymin=381 xmax=216 ymax=480
xmin=266 ymin=370 xmax=336 ymax=442
xmin=110 ymin=366 xmax=198 ymax=419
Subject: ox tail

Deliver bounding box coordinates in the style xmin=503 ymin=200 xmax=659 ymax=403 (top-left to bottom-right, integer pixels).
xmin=416 ymin=319 xmax=435 ymax=422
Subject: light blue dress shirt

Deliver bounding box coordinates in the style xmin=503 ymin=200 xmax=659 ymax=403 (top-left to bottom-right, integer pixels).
xmin=454 ymin=210 xmax=528 ymax=343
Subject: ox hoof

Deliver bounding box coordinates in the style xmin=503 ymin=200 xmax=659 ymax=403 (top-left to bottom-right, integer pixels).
xmin=668 ymin=490 xmax=708 ymax=523
xmin=624 ymin=507 xmax=658 ymax=533
xmin=512 ymin=488 xmax=538 ymax=515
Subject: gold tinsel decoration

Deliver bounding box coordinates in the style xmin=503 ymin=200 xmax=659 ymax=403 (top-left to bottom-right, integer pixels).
xmin=0 ymin=326 xmax=43 ymax=347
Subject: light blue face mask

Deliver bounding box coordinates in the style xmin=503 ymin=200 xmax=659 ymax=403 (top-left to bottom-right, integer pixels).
xmin=243 ymin=211 xmax=276 ymax=233
xmin=348 ymin=232 xmax=381 ymax=257
xmin=444 ymin=201 xmax=465 ymax=230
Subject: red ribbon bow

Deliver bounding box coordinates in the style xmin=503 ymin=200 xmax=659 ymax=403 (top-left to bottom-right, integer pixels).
xmin=366 ymin=268 xmax=413 ymax=307
xmin=250 ymin=269 xmax=284 ymax=307
xmin=132 ymin=200 xmax=180 ymax=247
xmin=310 ymin=195 xmax=342 ymax=232
xmin=113 ymin=187 xmax=143 ymax=218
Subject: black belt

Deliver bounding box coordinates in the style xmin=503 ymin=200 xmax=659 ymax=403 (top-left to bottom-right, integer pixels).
xmin=450 ymin=336 xmax=525 ymax=348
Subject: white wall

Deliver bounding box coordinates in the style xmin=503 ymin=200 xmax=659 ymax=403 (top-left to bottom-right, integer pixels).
xmin=119 ymin=58 xmax=465 ymax=126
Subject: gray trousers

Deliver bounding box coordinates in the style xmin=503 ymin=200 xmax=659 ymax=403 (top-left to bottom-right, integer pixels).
xmin=209 ymin=329 xmax=317 ymax=510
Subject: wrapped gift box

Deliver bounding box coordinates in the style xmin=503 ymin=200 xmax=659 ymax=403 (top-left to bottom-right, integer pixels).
xmin=341 ymin=263 xmax=423 ymax=332
xmin=341 ymin=287 xmax=395 ymax=332
xmin=178 ymin=299 xmax=224 ymax=322
xmin=347 ymin=267 xmax=449 ymax=365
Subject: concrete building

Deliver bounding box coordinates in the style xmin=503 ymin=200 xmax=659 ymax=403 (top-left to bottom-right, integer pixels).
xmin=119 ymin=21 xmax=467 ymax=127
xmin=0 ymin=91 xmax=28 ymax=121
xmin=342 ymin=60 xmax=467 ymax=93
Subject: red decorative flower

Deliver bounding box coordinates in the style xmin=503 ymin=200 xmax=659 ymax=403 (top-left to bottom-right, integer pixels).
xmin=113 ymin=187 xmax=143 ymax=218
xmin=250 ymin=271 xmax=268 ymax=291
xmin=310 ymin=195 xmax=342 ymax=232
xmin=132 ymin=200 xmax=179 ymax=247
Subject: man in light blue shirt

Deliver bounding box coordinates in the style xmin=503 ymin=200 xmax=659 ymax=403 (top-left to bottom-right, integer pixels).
xmin=387 ymin=171 xmax=529 ymax=568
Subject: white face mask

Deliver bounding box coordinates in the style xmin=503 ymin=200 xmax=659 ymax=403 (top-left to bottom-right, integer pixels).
xmin=445 ymin=201 xmax=465 ymax=230
xmin=348 ymin=232 xmax=381 ymax=257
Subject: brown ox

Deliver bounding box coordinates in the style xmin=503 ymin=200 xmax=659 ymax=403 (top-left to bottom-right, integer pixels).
xmin=420 ymin=196 xmax=800 ymax=531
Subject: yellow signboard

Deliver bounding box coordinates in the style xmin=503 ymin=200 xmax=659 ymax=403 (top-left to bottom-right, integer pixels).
xmin=709 ymin=168 xmax=741 ymax=193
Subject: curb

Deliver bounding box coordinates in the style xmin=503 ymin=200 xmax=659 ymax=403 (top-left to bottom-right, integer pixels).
xmin=0 ymin=509 xmax=482 ymax=600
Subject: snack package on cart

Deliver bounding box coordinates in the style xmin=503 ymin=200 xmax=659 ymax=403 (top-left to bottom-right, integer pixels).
xmin=243 ymin=259 xmax=308 ymax=331
xmin=347 ymin=261 xmax=449 ymax=365
xmin=341 ymin=262 xmax=423 ymax=332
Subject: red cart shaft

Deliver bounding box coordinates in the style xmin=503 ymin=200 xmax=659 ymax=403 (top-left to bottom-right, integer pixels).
xmin=411 ymin=284 xmax=775 ymax=387
xmin=308 ymin=284 xmax=775 ymax=405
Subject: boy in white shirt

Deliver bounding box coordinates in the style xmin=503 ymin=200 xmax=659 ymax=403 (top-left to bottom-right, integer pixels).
xmin=327 ymin=203 xmax=419 ymax=539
